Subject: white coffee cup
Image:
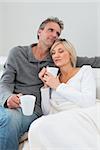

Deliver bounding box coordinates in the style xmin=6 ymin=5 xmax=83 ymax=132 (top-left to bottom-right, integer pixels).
xmin=46 ymin=66 xmax=58 ymax=77
xmin=20 ymin=95 xmax=36 ymax=116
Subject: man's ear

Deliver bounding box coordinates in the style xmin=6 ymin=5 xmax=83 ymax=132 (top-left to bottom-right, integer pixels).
xmin=38 ymin=29 xmax=42 ymax=37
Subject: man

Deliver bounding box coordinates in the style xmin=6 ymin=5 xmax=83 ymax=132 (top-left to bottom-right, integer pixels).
xmin=0 ymin=17 xmax=99 ymax=150
xmin=0 ymin=17 xmax=63 ymax=150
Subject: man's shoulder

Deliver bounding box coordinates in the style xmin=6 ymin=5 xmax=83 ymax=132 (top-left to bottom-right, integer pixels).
xmin=9 ymin=45 xmax=30 ymax=56
xmin=10 ymin=45 xmax=30 ymax=52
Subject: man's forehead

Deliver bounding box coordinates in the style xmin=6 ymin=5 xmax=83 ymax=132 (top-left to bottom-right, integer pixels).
xmin=45 ymin=22 xmax=60 ymax=29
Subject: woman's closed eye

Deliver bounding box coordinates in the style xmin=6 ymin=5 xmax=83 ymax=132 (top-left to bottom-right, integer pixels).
xmin=51 ymin=48 xmax=64 ymax=55
xmin=58 ymin=48 xmax=64 ymax=53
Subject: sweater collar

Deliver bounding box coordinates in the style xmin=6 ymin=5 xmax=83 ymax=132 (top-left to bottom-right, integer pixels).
xmin=28 ymin=43 xmax=53 ymax=63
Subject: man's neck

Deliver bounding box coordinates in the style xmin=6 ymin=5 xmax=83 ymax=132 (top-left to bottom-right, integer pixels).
xmin=32 ymin=44 xmax=50 ymax=60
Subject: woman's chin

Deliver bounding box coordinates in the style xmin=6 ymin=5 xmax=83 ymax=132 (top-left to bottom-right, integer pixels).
xmin=54 ymin=63 xmax=61 ymax=67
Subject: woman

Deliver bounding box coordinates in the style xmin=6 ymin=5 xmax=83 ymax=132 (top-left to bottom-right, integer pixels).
xmin=28 ymin=39 xmax=97 ymax=150
xmin=39 ymin=38 xmax=96 ymax=114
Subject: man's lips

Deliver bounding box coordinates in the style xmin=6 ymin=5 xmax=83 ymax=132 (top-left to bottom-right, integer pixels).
xmin=48 ymin=38 xmax=56 ymax=43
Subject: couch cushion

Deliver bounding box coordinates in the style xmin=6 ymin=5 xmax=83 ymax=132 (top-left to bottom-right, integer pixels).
xmin=0 ymin=56 xmax=7 ymax=78
xmin=93 ymin=68 xmax=100 ymax=100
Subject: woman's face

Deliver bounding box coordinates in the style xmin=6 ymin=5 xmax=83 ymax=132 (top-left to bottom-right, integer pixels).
xmin=51 ymin=43 xmax=71 ymax=68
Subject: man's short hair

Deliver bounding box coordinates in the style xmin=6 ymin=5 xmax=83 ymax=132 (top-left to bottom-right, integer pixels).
xmin=37 ymin=17 xmax=64 ymax=39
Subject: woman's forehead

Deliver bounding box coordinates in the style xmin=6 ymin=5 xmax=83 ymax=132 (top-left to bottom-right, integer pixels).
xmin=51 ymin=42 xmax=64 ymax=50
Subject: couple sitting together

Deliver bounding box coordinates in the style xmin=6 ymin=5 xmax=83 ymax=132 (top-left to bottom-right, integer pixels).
xmin=0 ymin=17 xmax=99 ymax=150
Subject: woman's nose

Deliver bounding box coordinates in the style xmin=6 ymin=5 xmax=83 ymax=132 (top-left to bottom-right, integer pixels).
xmin=53 ymin=52 xmax=59 ymax=58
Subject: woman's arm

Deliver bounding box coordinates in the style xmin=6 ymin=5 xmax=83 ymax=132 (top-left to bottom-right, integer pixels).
xmin=56 ymin=66 xmax=96 ymax=107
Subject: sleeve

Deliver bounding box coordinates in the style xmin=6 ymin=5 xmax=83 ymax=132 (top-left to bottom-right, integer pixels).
xmin=56 ymin=66 xmax=96 ymax=107
xmin=0 ymin=47 xmax=18 ymax=106
xmin=76 ymin=56 xmax=100 ymax=68
xmin=41 ymin=87 xmax=51 ymax=115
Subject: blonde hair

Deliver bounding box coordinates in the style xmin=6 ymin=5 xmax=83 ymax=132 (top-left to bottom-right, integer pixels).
xmin=50 ymin=38 xmax=77 ymax=67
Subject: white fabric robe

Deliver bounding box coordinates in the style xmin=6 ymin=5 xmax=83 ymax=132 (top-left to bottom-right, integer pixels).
xmin=28 ymin=65 xmax=99 ymax=150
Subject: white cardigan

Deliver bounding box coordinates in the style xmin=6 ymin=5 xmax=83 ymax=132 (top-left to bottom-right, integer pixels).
xmin=41 ymin=65 xmax=96 ymax=115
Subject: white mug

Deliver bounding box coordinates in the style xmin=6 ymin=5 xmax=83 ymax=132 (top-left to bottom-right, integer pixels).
xmin=46 ymin=66 xmax=58 ymax=77
xmin=20 ymin=95 xmax=36 ymax=116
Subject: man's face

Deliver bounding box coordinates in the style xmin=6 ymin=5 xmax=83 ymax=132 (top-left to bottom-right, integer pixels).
xmin=38 ymin=22 xmax=61 ymax=48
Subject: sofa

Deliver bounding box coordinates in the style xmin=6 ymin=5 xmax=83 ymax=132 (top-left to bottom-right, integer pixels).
xmin=0 ymin=56 xmax=100 ymax=150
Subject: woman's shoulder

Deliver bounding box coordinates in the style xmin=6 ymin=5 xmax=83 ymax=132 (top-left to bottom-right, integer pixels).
xmin=75 ymin=65 xmax=93 ymax=77
xmin=80 ymin=65 xmax=92 ymax=71
xmin=81 ymin=65 xmax=92 ymax=68
xmin=74 ymin=65 xmax=92 ymax=74
xmin=78 ymin=65 xmax=93 ymax=76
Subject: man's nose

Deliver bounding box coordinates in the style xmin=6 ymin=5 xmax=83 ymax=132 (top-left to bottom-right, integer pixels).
xmin=52 ymin=31 xmax=58 ymax=38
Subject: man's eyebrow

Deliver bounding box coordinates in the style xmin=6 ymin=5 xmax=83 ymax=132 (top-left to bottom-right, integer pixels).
xmin=48 ymin=28 xmax=53 ymax=30
xmin=48 ymin=28 xmax=60 ymax=35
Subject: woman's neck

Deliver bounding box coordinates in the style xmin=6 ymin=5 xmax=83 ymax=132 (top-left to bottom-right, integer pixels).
xmin=60 ymin=65 xmax=73 ymax=75
xmin=59 ymin=66 xmax=78 ymax=83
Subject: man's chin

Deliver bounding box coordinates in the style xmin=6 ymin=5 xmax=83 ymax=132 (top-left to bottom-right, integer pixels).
xmin=48 ymin=39 xmax=55 ymax=46
xmin=49 ymin=41 xmax=55 ymax=47
xmin=47 ymin=43 xmax=53 ymax=48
